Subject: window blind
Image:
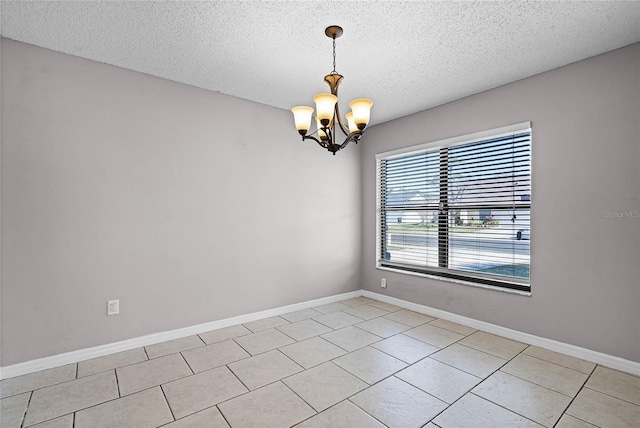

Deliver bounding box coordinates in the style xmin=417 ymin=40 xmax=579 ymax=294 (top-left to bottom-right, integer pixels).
xmin=378 ymin=128 xmax=531 ymax=292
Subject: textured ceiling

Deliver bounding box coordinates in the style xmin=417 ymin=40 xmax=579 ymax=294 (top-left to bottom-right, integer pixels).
xmin=2 ymin=1 xmax=639 ymax=125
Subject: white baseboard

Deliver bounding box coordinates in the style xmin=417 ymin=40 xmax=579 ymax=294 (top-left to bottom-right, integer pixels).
xmin=2 ymin=289 xmax=638 ymax=380
xmin=0 ymin=290 xmax=361 ymax=380
xmin=362 ymin=290 xmax=640 ymax=376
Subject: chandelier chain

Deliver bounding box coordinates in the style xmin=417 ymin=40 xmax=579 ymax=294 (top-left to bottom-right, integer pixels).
xmin=332 ymin=36 xmax=337 ymax=73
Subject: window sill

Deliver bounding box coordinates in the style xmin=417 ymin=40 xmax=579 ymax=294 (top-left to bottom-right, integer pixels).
xmin=375 ymin=265 xmax=532 ymax=296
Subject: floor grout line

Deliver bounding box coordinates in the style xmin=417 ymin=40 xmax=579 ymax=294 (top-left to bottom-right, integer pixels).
xmin=467 ymin=391 xmax=544 ymax=427
xmin=159 ymin=384 xmax=177 ymax=422
xmin=519 ymin=351 xmax=595 ymax=375
xmin=226 ymin=363 xmax=251 ymax=393
xmin=18 ymin=390 xmax=33 ymax=428
xmin=278 ymin=379 xmax=321 ymax=416
xmin=114 ymin=368 xmax=121 ymax=398
xmin=581 ymin=383 xmax=640 ymax=406
xmin=178 ymin=352 xmax=196 ymax=375
xmin=216 ymin=404 xmax=234 ymax=428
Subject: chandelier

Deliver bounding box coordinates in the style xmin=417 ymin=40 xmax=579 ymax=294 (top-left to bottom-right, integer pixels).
xmin=291 ymin=26 xmax=373 ymax=155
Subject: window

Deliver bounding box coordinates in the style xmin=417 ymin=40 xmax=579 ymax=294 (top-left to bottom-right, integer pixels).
xmin=377 ymin=123 xmax=531 ymax=292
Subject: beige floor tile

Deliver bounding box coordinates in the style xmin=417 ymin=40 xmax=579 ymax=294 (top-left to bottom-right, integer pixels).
xmin=350 ymin=376 xmax=447 ymax=428
xmin=181 ymin=340 xmax=249 ymax=373
xmin=342 ymin=305 xmax=390 ymax=320
xmin=145 ymin=336 xmax=204 ymax=359
xmin=433 ymin=393 xmax=542 ymax=427
xmin=472 ymin=371 xmax=571 ymax=427
xmin=355 ymin=317 xmax=409 ymax=338
xmin=404 ymin=324 xmax=464 ymax=348
xmin=234 ymin=328 xmax=295 ymax=355
xmin=24 ymin=371 xmax=118 ymax=426
xmin=218 ymin=382 xmax=315 ymax=427
xmin=313 ymin=311 xmax=364 ymax=329
xmin=384 ymin=309 xmax=436 ymax=327
xmin=430 ymin=343 xmax=507 ymax=378
xmin=277 ymin=319 xmax=333 ymax=341
xmin=77 ymin=348 xmax=147 ymax=378
xmin=281 ymin=308 xmax=323 ymax=323
xmin=116 ymin=353 xmax=192 ymax=396
xmin=279 ymin=337 xmax=347 ymax=369
xmin=228 ymin=349 xmax=303 ymax=390
xmin=0 ymin=364 xmax=76 ymax=399
xmin=333 ymin=347 xmax=407 ymax=384
xmin=368 ymin=301 xmax=404 ymax=312
xmin=243 ymin=316 xmax=289 ymax=333
xmin=396 ymin=358 xmax=481 ymax=404
xmin=75 ymin=386 xmax=173 ymax=428
xmin=284 ymin=362 xmax=368 ymax=412
xmin=428 ymin=319 xmax=477 ymax=336
xmin=555 ymin=414 xmax=598 ymax=428
xmin=28 ymin=414 xmax=74 ymax=428
xmin=313 ymin=302 xmax=350 ymax=314
xmin=198 ymin=324 xmax=252 ymax=345
xmin=459 ymin=331 xmax=527 ymax=359
xmin=296 ymin=400 xmax=385 ymax=428
xmin=321 ymin=326 xmax=382 ymax=352
xmin=1 ymin=392 xmax=30 ymax=428
xmin=163 ymin=406 xmax=229 ymax=428
xmin=585 ymin=365 xmax=640 ymax=405
xmin=162 ymin=366 xmax=248 ymax=419
xmin=341 ymin=296 xmax=376 ymax=306
xmin=501 ymin=354 xmax=588 ymax=397
xmin=371 ymin=334 xmax=439 ymax=364
xmin=567 ymin=387 xmax=640 ymax=428
xmin=523 ymin=346 xmax=596 ymax=374
xmin=14 ymin=308 xmax=640 ymax=428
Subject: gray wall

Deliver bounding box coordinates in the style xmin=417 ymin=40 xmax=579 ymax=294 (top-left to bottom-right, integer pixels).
xmin=1 ymin=39 xmax=361 ymax=366
xmin=2 ymin=38 xmax=638 ymax=367
xmin=362 ymin=43 xmax=640 ymax=362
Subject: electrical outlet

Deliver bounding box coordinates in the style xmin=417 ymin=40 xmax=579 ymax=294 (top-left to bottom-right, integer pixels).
xmin=107 ymin=299 xmax=120 ymax=316
xmin=381 ymin=278 xmax=387 ymax=288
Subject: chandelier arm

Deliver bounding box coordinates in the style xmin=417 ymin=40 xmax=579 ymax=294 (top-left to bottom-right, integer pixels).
xmin=302 ymin=134 xmax=323 ymax=146
xmin=338 ymin=131 xmax=363 ymax=151
xmin=333 ymin=102 xmax=351 ymax=137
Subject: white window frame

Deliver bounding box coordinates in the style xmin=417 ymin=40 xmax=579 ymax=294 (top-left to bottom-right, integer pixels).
xmin=375 ymin=122 xmax=532 ymax=294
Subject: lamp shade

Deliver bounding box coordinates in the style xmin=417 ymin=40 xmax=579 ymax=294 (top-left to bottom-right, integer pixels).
xmin=291 ymin=106 xmax=314 ymax=134
xmin=313 ymin=93 xmax=338 ymax=124
xmin=349 ymin=98 xmax=373 ymax=129
xmin=345 ymin=112 xmax=359 ymax=133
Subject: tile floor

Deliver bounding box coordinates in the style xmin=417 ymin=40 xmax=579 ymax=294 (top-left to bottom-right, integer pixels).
xmin=1 ymin=296 xmax=639 ymax=428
